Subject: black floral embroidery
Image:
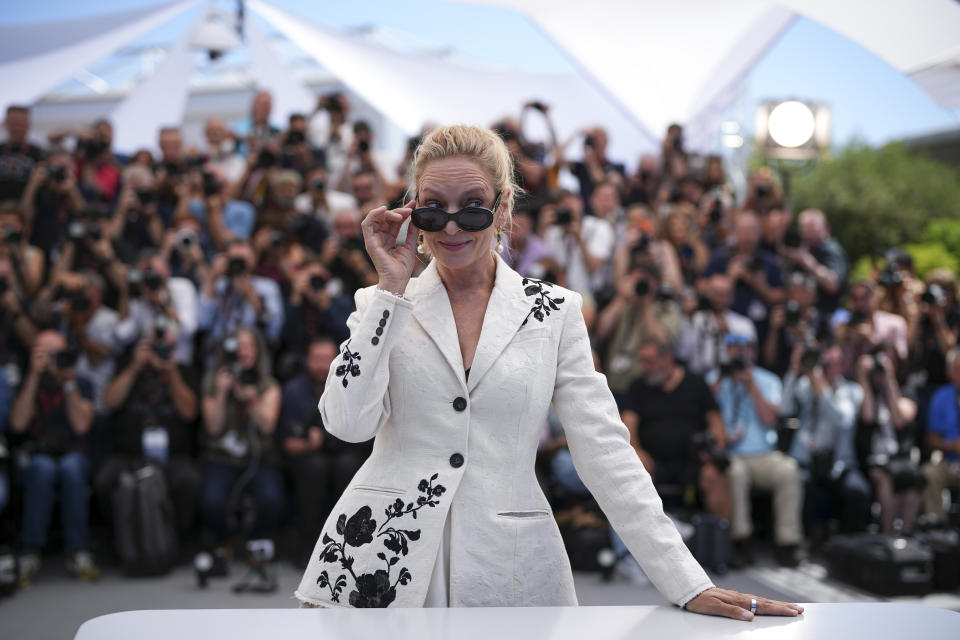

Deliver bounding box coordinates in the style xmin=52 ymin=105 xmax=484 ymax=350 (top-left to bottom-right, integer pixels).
xmin=334 ymin=340 xmax=361 ymax=388
xmin=317 ymin=474 xmax=446 ymax=608
xmin=521 ymin=277 xmax=565 ymax=325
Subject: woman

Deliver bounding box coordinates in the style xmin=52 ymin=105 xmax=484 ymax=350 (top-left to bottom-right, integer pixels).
xmin=296 ymin=125 xmax=802 ymax=620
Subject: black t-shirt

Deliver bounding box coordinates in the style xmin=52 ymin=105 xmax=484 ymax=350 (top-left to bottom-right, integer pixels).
xmin=25 ymin=375 xmax=95 ymax=455
xmin=0 ymin=141 xmax=44 ymax=200
xmin=570 ymin=159 xmax=625 ymax=215
xmin=108 ymin=350 xmax=199 ymax=458
xmin=622 ymin=370 xmax=718 ymax=462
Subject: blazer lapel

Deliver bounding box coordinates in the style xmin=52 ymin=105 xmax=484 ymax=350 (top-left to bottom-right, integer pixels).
xmin=410 ymin=260 xmax=468 ymax=389
xmin=466 ymin=253 xmax=533 ymax=392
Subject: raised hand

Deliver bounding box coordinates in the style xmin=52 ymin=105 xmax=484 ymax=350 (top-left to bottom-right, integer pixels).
xmin=360 ymin=199 xmax=418 ymax=295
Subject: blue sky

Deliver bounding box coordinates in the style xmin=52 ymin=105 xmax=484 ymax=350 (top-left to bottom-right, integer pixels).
xmin=3 ymin=0 xmax=957 ymax=146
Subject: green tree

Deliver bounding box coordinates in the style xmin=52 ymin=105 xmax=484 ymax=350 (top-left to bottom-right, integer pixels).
xmin=787 ymin=142 xmax=960 ymax=264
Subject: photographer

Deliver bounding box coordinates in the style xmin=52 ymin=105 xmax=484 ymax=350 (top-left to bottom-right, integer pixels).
xmin=197 ymin=239 xmax=285 ymax=349
xmin=20 ymin=149 xmax=86 ymax=258
xmin=278 ymin=113 xmax=324 ymax=176
xmin=161 ymin=212 xmax=211 ymax=288
xmin=922 ymin=346 xmax=960 ymax=519
xmin=322 ymin=209 xmax=378 ymax=294
xmin=349 ymin=169 xmax=382 ymax=215
xmin=857 ymin=347 xmax=922 ymax=533
xmin=294 ymin=165 xmax=356 ymax=225
xmin=703 ymin=210 xmax=785 ymax=344
xmin=762 ymin=273 xmax=821 ymax=376
xmin=115 ymin=250 xmax=198 ymax=366
xmin=310 ymin=92 xmax=351 ymax=178
xmin=260 ymin=170 xmax=328 ymax=254
xmin=110 ymin=164 xmax=165 ymax=259
xmin=836 ymin=280 xmax=908 ymax=380
xmin=503 ymin=208 xmax=557 ymax=278
xmin=708 ymin=335 xmax=802 ymax=567
xmin=542 ymin=190 xmax=615 ymax=298
xmin=742 ymin=167 xmax=784 ymax=215
xmin=10 ymin=330 xmax=98 ymax=585
xmin=281 ymin=258 xmax=352 ymax=367
xmin=596 ymin=262 xmax=681 ymax=403
xmin=661 ymin=206 xmax=709 ymax=286
xmin=677 ymin=274 xmax=756 ymax=377
xmin=563 ymin=127 xmax=625 ymax=215
xmin=280 ymin=337 xmax=372 ymax=560
xmin=0 ymin=105 xmax=45 ymax=201
xmin=907 ymin=269 xmax=960 ymax=397
xmin=779 ymin=209 xmax=849 ymax=318
xmin=200 ymin=327 xmax=283 ymax=545
xmin=49 ymin=120 xmax=121 ymax=204
xmin=203 ymin=116 xmax=244 ymax=184
xmin=622 ymin=337 xmax=731 ymax=519
xmin=235 ymin=91 xmax=281 ymax=158
xmin=0 ymin=201 xmax=45 ymax=297
xmin=623 ymin=154 xmax=660 ymax=207
xmin=95 ymin=324 xmax=201 ymax=536
xmin=780 ymin=343 xmax=871 ymax=539
xmin=333 ymin=121 xmax=391 ymax=194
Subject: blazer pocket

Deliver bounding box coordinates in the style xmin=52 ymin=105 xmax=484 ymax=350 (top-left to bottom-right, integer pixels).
xmin=511 ymin=328 xmax=550 ymax=345
xmin=496 ymin=509 xmax=552 ymax=520
xmin=352 ymin=485 xmax=406 ymax=496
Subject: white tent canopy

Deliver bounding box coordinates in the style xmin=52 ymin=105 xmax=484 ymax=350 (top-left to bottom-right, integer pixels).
xmin=459 ymin=0 xmax=960 ymax=149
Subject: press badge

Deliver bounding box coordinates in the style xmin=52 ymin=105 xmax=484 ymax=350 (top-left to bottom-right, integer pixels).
xmin=142 ymin=426 xmax=170 ymax=464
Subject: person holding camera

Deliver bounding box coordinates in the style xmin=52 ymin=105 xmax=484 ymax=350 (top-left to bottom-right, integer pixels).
xmin=115 ymin=250 xmax=198 ymax=366
xmin=110 ymin=164 xmax=165 ymax=259
xmin=762 ymin=273 xmax=822 ymax=376
xmin=322 ymin=209 xmax=378 ymax=294
xmin=0 ymin=105 xmax=45 ymax=202
xmin=20 ymin=148 xmax=87 ymax=259
xmin=596 ymin=262 xmax=682 ymax=404
xmin=703 ymin=210 xmax=785 ymax=345
xmin=836 ymin=280 xmax=908 ymax=380
xmin=503 ymin=208 xmax=556 ymax=279
xmin=622 ymin=337 xmax=732 ymax=519
xmin=197 ymin=239 xmax=285 ymax=351
xmin=677 ymin=274 xmax=757 ymax=377
xmin=10 ymin=330 xmax=98 ymax=585
xmin=560 ymin=126 xmax=625 ymax=215
xmin=261 ymin=170 xmax=329 ymax=254
xmin=779 ymin=210 xmax=848 ymax=319
xmin=742 ymin=168 xmax=784 ymax=216
xmin=542 ymin=190 xmax=615 ymax=298
xmin=921 ymin=346 xmax=960 ymax=519
xmin=856 ymin=346 xmax=921 ymax=533
xmin=280 ymin=337 xmax=372 ymax=561
xmin=780 ymin=343 xmax=871 ymax=539
xmin=333 ymin=121 xmax=391 ymax=194
xmin=348 ymin=169 xmax=382 ymax=215
xmin=49 ymin=120 xmax=121 ymax=204
xmin=95 ymin=322 xmax=202 ymax=536
xmin=233 ymin=91 xmax=281 ymax=159
xmin=295 ymin=166 xmax=357 ymax=226
xmin=282 ymin=258 xmax=352 ymax=363
xmin=907 ymin=270 xmax=960 ymax=397
xmin=310 ymin=92 xmax=352 ymax=178
xmin=708 ymin=335 xmax=802 ymax=567
xmin=0 ymin=201 xmax=44 ymax=298
xmin=200 ymin=327 xmax=284 ymax=546
xmin=203 ymin=117 xmax=244 ymax=184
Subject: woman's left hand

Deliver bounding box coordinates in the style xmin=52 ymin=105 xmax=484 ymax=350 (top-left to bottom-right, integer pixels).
xmin=684 ymin=587 xmax=803 ymax=621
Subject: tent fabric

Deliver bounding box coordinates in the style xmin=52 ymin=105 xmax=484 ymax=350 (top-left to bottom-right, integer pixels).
xmin=248 ymin=0 xmax=658 ymax=162
xmin=458 ymin=0 xmax=960 ymax=148
xmin=0 ymin=1 xmax=197 ymax=114
xmin=110 ymin=17 xmax=197 ymax=154
xmin=245 ymin=16 xmax=317 ymax=127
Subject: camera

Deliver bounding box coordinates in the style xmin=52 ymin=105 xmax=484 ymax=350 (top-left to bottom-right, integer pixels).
xmin=55 ymin=348 xmax=79 ymax=370
xmin=584 ymin=135 xmax=595 ymax=148
xmin=755 ymin=182 xmax=772 ymax=199
xmin=748 ymin=255 xmax=766 ymax=273
xmin=708 ymin=198 xmax=723 ymax=224
xmin=529 ymin=101 xmax=547 ymax=112
xmin=256 ymin=149 xmax=277 ymax=169
xmin=691 ymin=432 xmax=729 ymax=472
xmin=848 ymin=310 xmax=869 ymax=327
xmin=232 ymin=365 xmax=260 ymax=387
xmin=309 ymin=274 xmax=327 ymax=291
xmin=357 ymin=139 xmax=370 ymax=153
xmin=783 ymin=227 xmax=802 ymax=249
xmin=227 ymin=257 xmax=247 ymax=277
xmin=201 ymin=171 xmax=220 ymax=198
xmin=151 ymin=341 xmax=173 ymax=361
xmin=877 ymin=266 xmax=902 ymax=288
xmin=79 ymin=137 xmax=108 ymax=159
xmin=49 ymin=165 xmax=67 ymax=183
xmin=554 ymin=208 xmax=572 ymax=226
xmin=175 ymin=229 xmax=198 ymax=252
xmin=342 ymin=236 xmax=364 ymax=253
xmin=64 ymin=289 xmax=90 ymax=313
xmin=142 ymin=268 xmax=164 ymax=292
xmin=285 ymin=130 xmax=305 ymax=146
xmin=921 ymin=284 xmax=946 ymax=307
xmin=135 ymin=188 xmax=155 ymax=206
xmin=267 ymin=230 xmax=286 ymax=250
xmin=635 ymin=278 xmax=651 ymax=297
xmin=719 ymin=356 xmax=747 ymax=377
xmin=785 ymin=300 xmax=803 ymax=325
xmin=2 ymin=226 xmax=21 ymax=245
xmin=800 ymin=345 xmax=821 ymax=371
xmin=325 ymin=93 xmax=343 ymax=112
xmin=310 ymin=178 xmax=325 ymax=192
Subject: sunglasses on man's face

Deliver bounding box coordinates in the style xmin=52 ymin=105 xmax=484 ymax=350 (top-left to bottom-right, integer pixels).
xmin=411 ymin=191 xmax=502 ymax=232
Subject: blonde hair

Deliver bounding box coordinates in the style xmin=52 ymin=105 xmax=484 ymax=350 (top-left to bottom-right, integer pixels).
xmin=410 ymin=125 xmax=520 ymax=228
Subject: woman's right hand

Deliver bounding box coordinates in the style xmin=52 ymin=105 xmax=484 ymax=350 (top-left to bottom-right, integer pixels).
xmin=361 ymin=200 xmax=418 ymax=295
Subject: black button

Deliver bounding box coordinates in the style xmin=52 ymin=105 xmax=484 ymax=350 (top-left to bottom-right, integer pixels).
xmin=375 ymin=327 xmax=383 ymax=336
xmin=452 ymin=397 xmax=467 ymax=411
xmin=378 ymin=318 xmax=387 ymax=327
xmin=382 ymin=310 xmax=390 ymax=319
xmin=449 ymin=453 xmax=464 ymax=468
xmin=371 ymin=336 xmax=380 ymax=345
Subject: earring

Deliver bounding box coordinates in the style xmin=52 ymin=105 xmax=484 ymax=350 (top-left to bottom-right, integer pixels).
xmin=495 ymin=225 xmax=504 ymax=253
xmin=417 ymin=231 xmax=426 ymax=254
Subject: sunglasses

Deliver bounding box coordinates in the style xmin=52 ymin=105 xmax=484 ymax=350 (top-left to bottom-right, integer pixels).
xmin=411 ymin=191 xmax=502 ymax=232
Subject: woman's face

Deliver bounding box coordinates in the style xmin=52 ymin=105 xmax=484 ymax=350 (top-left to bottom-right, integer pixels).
xmin=417 ymin=156 xmax=503 ymax=272
xmin=236 ymin=330 xmax=258 ymax=369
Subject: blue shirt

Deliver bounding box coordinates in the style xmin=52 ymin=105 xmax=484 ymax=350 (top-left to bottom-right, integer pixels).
xmin=707 ymin=366 xmax=783 ymax=456
xmin=197 ymin=275 xmax=285 ymax=343
xmin=928 ymin=384 xmax=960 ymax=462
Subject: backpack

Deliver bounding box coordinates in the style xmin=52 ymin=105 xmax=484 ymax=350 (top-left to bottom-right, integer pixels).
xmin=112 ymin=464 xmax=179 ymax=576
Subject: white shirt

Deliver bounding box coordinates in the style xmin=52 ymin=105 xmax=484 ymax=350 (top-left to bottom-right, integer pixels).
xmin=676 ymin=310 xmax=757 ymax=376
xmin=544 ymin=216 xmax=615 ymax=295
xmin=113 ymin=277 xmax=199 ymax=364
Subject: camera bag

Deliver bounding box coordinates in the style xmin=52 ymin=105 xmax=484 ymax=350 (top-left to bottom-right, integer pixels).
xmin=112 ymin=464 xmax=179 ymax=576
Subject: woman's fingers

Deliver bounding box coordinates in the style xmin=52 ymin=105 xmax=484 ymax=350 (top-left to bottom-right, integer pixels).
xmin=687 ymin=591 xmax=752 ymax=621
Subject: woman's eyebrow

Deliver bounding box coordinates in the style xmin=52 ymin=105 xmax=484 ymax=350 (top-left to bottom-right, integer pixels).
xmin=420 ymin=186 xmax=488 ymax=199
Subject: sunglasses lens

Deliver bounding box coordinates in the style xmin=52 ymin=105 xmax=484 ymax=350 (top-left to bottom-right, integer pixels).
xmin=411 ymin=208 xmax=446 ymax=232
xmin=457 ymin=207 xmax=494 ymax=231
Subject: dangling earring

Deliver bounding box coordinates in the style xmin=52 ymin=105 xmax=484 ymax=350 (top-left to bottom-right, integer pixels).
xmin=417 ymin=231 xmax=426 ymax=254
xmin=495 ymin=225 xmax=504 ymax=253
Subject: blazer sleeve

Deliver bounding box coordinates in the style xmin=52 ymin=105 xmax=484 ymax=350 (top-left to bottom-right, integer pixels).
xmin=318 ymin=286 xmax=414 ymax=443
xmin=552 ymin=292 xmax=714 ymax=607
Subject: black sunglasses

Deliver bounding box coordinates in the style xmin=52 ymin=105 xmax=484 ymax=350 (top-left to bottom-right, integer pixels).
xmin=411 ymin=191 xmax=502 ymax=232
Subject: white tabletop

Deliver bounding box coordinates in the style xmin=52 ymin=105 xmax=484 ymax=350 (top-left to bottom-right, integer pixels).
xmin=73 ymin=603 xmax=959 ymax=639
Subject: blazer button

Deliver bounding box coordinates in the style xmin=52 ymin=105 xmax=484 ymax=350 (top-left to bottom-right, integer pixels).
xmin=449 ymin=453 xmax=464 ymax=468
xmin=452 ymin=397 xmax=467 ymax=412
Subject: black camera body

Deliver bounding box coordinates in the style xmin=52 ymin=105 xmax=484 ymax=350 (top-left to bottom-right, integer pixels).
xmin=635 ymin=278 xmax=651 ymax=298
xmin=357 ymin=139 xmax=370 ymax=153
xmin=55 ymin=348 xmax=79 ymax=370
xmin=554 ymin=208 xmax=572 ymax=226
xmin=719 ymin=356 xmax=747 ymax=377
xmin=785 ymin=300 xmax=803 ymax=325
xmin=152 ymin=341 xmax=174 ymax=361
xmin=227 ymin=257 xmax=248 ymax=278
xmin=49 ymin=165 xmax=68 ymax=183
xmin=783 ymin=227 xmax=803 ymax=249
xmin=800 ymin=345 xmax=821 ymax=371
xmin=748 ymin=255 xmax=767 ymax=273
xmin=921 ymin=284 xmax=946 ymax=307
xmin=309 ymin=274 xmax=327 ymax=291
xmin=691 ymin=432 xmax=729 ymax=472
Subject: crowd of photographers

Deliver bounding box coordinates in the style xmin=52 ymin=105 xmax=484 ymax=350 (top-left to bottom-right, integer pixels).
xmin=0 ymin=90 xmax=958 ymax=590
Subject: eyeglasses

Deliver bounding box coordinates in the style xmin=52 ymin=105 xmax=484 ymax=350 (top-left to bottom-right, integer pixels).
xmin=411 ymin=191 xmax=502 ymax=232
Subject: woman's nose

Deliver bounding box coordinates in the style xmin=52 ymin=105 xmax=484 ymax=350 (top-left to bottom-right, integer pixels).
xmin=443 ymin=219 xmax=459 ymax=235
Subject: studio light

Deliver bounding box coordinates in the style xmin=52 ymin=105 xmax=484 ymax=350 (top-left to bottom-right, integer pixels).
xmin=190 ymin=7 xmax=241 ymax=60
xmin=755 ymin=99 xmax=830 ymax=160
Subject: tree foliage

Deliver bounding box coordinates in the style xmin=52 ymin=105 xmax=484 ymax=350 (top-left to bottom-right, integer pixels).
xmin=787 ymin=142 xmax=960 ymax=264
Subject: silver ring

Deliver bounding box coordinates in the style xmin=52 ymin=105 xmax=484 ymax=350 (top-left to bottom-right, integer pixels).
xmin=750 ymin=598 xmax=757 ymax=614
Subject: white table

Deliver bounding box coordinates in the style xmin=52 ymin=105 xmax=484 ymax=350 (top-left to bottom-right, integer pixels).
xmin=74 ymin=603 xmax=958 ymax=639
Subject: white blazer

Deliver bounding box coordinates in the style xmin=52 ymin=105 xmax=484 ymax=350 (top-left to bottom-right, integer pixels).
xmin=296 ymin=253 xmax=713 ymax=608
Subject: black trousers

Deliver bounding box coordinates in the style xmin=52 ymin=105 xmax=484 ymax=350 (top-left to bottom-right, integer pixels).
xmin=289 ymin=450 xmax=367 ymax=550
xmin=94 ymin=454 xmax=203 ymax=535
